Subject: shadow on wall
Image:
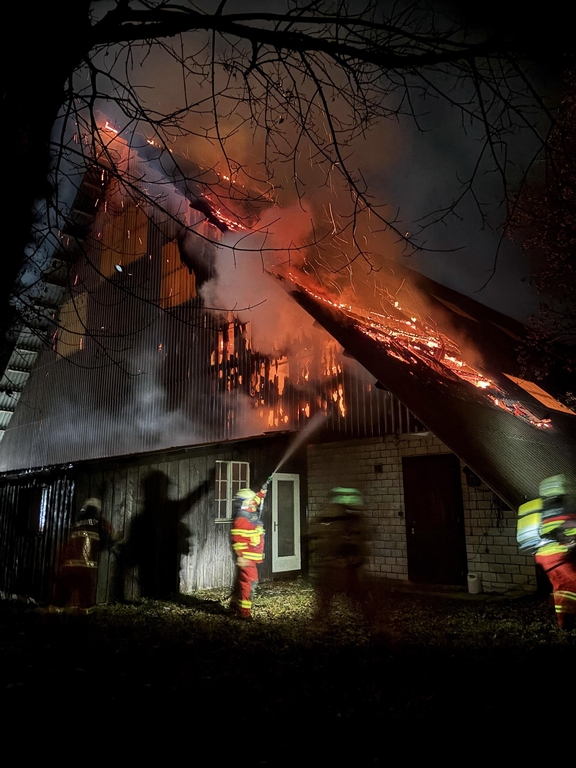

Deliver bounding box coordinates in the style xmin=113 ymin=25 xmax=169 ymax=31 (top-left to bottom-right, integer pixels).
xmin=119 ymin=470 xmax=213 ymax=600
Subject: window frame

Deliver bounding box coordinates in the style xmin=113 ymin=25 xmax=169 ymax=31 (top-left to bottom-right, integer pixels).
xmin=57 ymin=292 xmax=88 ymax=357
xmin=18 ymin=486 xmax=49 ymax=535
xmin=214 ymin=460 xmax=250 ymax=522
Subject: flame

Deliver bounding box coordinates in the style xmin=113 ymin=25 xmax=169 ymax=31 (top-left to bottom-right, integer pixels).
xmin=203 ymin=194 xmax=248 ymax=231
xmin=283 ymin=271 xmax=552 ymax=431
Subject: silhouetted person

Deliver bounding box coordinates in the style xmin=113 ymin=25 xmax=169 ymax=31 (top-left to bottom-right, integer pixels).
xmin=53 ymin=498 xmax=114 ymax=611
xmin=308 ymin=487 xmax=374 ymax=625
xmin=123 ymin=471 xmax=211 ymax=599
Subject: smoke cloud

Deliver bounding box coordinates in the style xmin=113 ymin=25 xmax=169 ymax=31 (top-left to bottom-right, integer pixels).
xmin=200 ymin=205 xmax=329 ymax=355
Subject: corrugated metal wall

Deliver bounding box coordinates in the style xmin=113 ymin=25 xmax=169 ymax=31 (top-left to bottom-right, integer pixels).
xmin=0 ymin=152 xmax=422 ymax=600
xmin=0 ymin=473 xmax=74 ymax=601
xmin=0 ymin=178 xmax=423 ymax=472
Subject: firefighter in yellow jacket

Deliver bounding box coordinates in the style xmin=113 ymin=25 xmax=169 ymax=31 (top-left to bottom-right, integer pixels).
xmin=518 ymin=475 xmax=576 ymax=630
xmin=534 ymin=476 xmax=576 ymax=630
xmin=229 ymin=483 xmax=268 ymax=619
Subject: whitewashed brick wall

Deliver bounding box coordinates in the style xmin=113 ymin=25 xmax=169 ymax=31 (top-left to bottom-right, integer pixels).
xmin=307 ymin=434 xmax=537 ymax=593
xmin=462 ymin=482 xmax=537 ymax=592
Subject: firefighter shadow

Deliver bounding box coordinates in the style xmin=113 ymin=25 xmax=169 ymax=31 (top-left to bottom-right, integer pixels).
xmin=118 ymin=470 xmax=213 ymax=601
xmin=174 ymin=594 xmax=231 ymax=615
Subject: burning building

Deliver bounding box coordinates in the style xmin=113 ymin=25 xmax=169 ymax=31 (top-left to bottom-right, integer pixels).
xmin=1 ymin=132 xmax=574 ymax=604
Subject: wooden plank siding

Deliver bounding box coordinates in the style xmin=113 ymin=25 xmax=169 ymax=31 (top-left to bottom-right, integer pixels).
xmin=0 ymin=432 xmax=306 ymax=604
xmin=78 ymin=433 xmax=306 ymax=599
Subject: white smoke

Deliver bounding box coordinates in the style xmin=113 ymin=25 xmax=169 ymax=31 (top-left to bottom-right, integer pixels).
xmin=200 ymin=205 xmax=327 ymax=355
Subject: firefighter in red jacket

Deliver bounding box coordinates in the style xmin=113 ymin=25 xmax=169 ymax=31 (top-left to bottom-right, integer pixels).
xmin=230 ymin=483 xmax=269 ymax=619
xmin=54 ymin=497 xmax=115 ymax=611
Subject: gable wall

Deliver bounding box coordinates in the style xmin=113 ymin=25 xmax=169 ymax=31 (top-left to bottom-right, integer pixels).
xmin=307 ymin=434 xmax=537 ymax=593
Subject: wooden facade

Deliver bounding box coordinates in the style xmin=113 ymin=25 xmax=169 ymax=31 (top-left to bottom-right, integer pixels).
xmin=0 ymin=433 xmax=306 ymax=603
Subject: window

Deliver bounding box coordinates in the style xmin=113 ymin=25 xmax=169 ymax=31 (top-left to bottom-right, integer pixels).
xmin=160 ymin=240 xmax=197 ymax=309
xmin=57 ymin=292 xmax=88 ymax=357
xmin=18 ymin=486 xmax=49 ymax=534
xmin=215 ymin=461 xmax=250 ymax=521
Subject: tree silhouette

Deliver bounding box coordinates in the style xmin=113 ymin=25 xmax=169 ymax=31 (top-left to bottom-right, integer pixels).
xmin=4 ymin=0 xmax=574 ymax=353
xmin=507 ymin=72 xmax=576 ymax=400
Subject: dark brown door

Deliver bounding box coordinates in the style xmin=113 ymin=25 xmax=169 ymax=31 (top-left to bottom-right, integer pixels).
xmin=402 ymin=454 xmax=467 ymax=585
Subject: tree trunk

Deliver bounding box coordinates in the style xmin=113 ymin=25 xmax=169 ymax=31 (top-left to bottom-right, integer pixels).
xmin=1 ymin=1 xmax=93 ymax=347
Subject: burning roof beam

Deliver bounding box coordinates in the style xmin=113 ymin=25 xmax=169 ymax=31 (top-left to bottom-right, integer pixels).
xmin=277 ymin=272 xmax=576 ymax=509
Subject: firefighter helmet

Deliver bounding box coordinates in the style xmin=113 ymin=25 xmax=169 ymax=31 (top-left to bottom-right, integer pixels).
xmin=235 ymin=488 xmax=262 ymax=505
xmin=539 ymin=475 xmax=565 ymax=498
xmin=330 ymin=487 xmax=363 ymax=507
xmin=79 ymin=497 xmax=102 ymax=518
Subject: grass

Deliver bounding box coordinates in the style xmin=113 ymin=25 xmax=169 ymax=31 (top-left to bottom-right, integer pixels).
xmin=1 ymin=579 xmax=573 ymax=760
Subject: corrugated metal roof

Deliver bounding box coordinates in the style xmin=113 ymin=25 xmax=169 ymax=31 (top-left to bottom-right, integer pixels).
xmin=285 ymin=279 xmax=576 ymax=509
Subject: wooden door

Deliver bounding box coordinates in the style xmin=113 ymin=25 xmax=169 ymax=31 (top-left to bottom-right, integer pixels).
xmin=402 ymin=454 xmax=467 ymax=585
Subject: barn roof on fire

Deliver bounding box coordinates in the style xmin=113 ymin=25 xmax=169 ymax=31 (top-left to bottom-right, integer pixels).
xmin=0 ymin=151 xmax=422 ymax=472
xmin=1 ymin=126 xmax=574 ymax=510
xmin=277 ymin=262 xmax=576 ymax=511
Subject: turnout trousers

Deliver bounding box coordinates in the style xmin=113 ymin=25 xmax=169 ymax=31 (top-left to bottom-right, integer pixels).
xmin=231 ymin=563 xmax=259 ymax=618
xmin=535 ymin=552 xmax=576 ymax=630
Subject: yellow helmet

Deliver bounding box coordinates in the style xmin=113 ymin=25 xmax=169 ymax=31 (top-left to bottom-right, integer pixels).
xmin=539 ymin=475 xmax=565 ymax=498
xmin=235 ymin=488 xmax=261 ymax=505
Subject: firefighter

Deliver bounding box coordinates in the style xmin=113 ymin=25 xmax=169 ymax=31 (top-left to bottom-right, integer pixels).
xmin=229 ymin=482 xmax=269 ymax=619
xmin=54 ymin=498 xmax=115 ymax=611
xmin=308 ymin=487 xmax=373 ymax=624
xmin=532 ymin=475 xmax=576 ymax=630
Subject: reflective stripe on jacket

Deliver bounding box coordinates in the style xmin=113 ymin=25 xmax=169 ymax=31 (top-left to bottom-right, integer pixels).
xmin=231 ymin=514 xmax=265 ymax=563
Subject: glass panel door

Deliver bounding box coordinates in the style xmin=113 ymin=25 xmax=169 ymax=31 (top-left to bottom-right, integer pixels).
xmin=271 ymin=473 xmax=301 ymax=573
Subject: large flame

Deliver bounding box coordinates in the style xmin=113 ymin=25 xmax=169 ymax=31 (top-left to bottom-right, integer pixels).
xmin=281 ymin=270 xmax=553 ymax=431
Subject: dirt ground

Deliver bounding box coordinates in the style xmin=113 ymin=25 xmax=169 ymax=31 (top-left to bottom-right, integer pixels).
xmin=1 ymin=579 xmax=573 ymax=761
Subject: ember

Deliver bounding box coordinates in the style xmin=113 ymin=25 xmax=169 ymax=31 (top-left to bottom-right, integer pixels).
xmin=282 ymin=271 xmax=553 ymax=431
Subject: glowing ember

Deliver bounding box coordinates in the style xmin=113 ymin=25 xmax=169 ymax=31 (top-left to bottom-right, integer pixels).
xmin=203 ymin=195 xmax=247 ymax=231
xmin=283 ymin=272 xmax=553 ymax=431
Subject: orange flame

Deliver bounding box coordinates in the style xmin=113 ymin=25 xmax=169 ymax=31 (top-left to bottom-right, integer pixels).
xmin=283 ymin=271 xmax=552 ymax=431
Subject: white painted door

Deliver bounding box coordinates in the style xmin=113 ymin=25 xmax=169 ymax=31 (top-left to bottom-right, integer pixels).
xmin=271 ymin=473 xmax=301 ymax=573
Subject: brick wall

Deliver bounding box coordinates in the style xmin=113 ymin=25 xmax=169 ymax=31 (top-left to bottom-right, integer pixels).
xmin=307 ymin=434 xmax=537 ymax=593
xmin=462 ymin=482 xmax=537 ymax=592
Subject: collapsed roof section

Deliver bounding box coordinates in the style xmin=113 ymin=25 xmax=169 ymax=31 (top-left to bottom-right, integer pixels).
xmin=279 ymin=269 xmax=576 ymax=510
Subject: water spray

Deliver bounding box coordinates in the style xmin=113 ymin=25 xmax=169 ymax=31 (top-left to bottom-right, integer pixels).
xmin=268 ymin=411 xmax=327 ymax=481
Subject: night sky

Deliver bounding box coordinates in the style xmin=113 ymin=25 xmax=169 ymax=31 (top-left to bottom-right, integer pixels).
xmin=44 ymin=2 xmax=573 ymax=327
